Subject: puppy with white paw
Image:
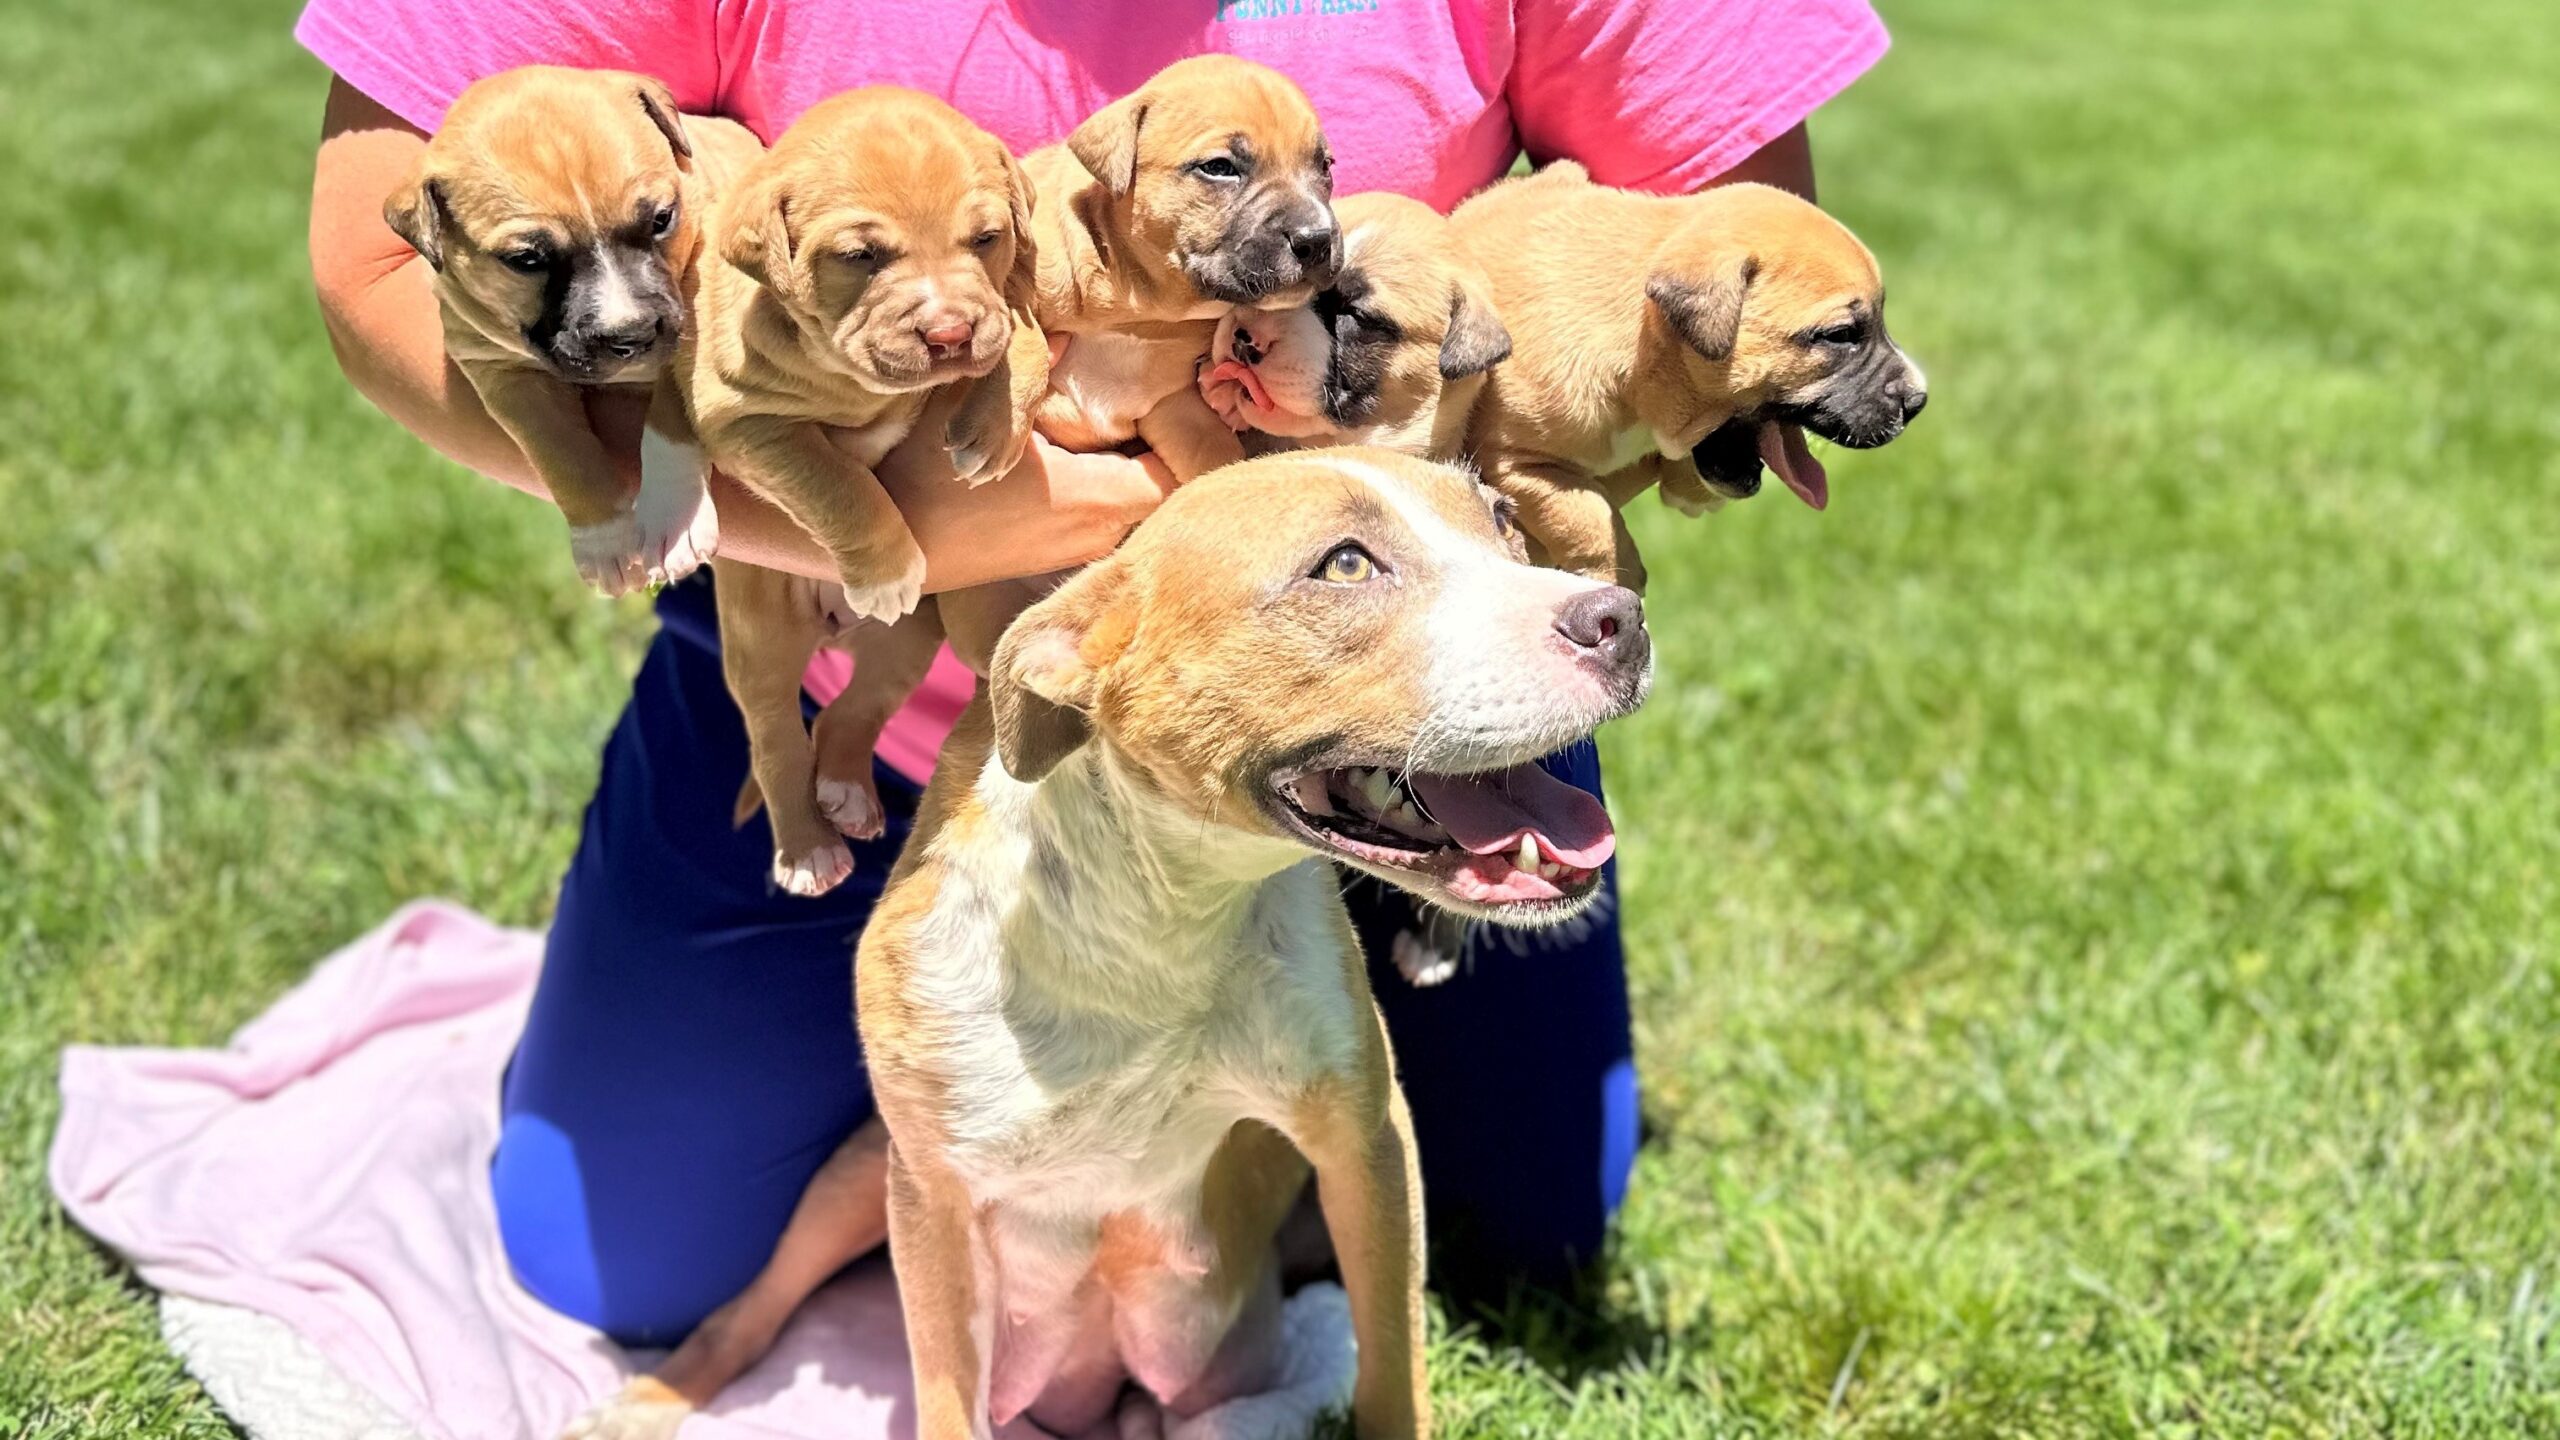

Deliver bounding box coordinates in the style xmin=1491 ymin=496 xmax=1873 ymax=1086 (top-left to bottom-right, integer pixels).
xmin=385 ymin=66 xmax=760 ymax=596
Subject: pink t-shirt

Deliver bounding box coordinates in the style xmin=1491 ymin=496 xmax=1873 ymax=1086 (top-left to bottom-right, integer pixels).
xmin=301 ymin=0 xmax=1886 ymax=779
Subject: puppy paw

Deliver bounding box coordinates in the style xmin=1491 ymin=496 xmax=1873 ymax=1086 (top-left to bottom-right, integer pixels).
xmin=1658 ymin=484 xmax=1729 ymax=519
xmin=815 ymin=773 xmax=885 ymax=840
xmin=946 ymin=410 xmax=1032 ymax=489
xmin=1391 ymin=928 xmax=1461 ymax=988
xmin=568 ymin=511 xmax=650 ymax=597
xmin=836 ymin=548 xmax=929 ymax=625
xmin=773 ymin=838 xmax=855 ymax=898
xmin=635 ymin=430 xmax=720 ymax=584
xmin=559 ymin=1382 xmax=690 ymax=1440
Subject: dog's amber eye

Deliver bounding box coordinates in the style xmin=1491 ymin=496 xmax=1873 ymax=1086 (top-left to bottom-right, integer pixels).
xmin=1312 ymin=543 xmax=1378 ymax=584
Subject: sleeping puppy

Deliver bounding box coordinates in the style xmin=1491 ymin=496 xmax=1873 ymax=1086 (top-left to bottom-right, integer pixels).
xmin=385 ymin=66 xmax=760 ymax=595
xmin=746 ymin=56 xmax=1348 ymax=883
xmin=1199 ymin=192 xmax=1512 ymax=461
xmin=1451 ymin=161 xmax=1928 ymax=588
xmin=568 ymin=449 xmax=1650 ymax=1440
xmin=687 ymin=85 xmax=1046 ymax=626
xmin=687 ymin=88 xmax=1046 ymax=894
xmin=1027 ymin=53 xmax=1342 ymax=483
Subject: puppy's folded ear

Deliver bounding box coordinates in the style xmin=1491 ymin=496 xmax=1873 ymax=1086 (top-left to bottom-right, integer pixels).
xmin=990 ymin=561 xmax=1136 ymax=783
xmin=1646 ymin=252 xmax=1758 ymax=363
xmin=1000 ymin=146 xmax=1041 ymax=309
xmin=633 ymin=75 xmax=692 ymax=161
xmin=1439 ymin=278 xmax=1512 ymax=380
xmin=1067 ymin=93 xmax=1147 ymax=197
xmin=720 ymin=170 xmax=799 ymax=294
xmin=382 ymin=169 xmax=450 ymax=272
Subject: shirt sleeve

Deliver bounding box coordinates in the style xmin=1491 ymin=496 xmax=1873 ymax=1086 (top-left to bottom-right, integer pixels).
xmin=1506 ymin=0 xmax=1889 ymax=194
xmin=295 ymin=0 xmax=722 ymax=133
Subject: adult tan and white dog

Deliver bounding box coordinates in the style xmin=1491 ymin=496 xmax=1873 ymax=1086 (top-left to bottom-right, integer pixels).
xmin=1451 ymin=161 xmax=1928 ymax=588
xmin=568 ymin=449 xmax=1650 ymax=1440
xmin=384 ymin=66 xmax=760 ymax=595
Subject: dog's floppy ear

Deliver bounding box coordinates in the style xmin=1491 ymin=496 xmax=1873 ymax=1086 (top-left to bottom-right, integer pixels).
xmin=1067 ymin=92 xmax=1147 ymax=197
xmin=1646 ymin=252 xmax=1758 ymax=363
xmin=382 ymin=168 xmax=451 ymax=272
xmin=1439 ymin=276 xmax=1512 ymax=380
xmin=720 ymin=168 xmax=800 ymax=294
xmin=999 ymin=145 xmax=1041 ymax=310
xmin=633 ymin=75 xmax=692 ymax=161
xmin=990 ymin=560 xmax=1136 ymax=783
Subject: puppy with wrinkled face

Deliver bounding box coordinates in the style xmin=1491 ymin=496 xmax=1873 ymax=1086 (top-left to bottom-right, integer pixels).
xmin=1452 ymin=161 xmax=1928 ymax=588
xmin=1199 ymin=192 xmax=1512 ymax=462
xmin=687 ymin=86 xmax=1046 ymax=625
xmin=687 ymin=87 xmax=1047 ymax=894
xmin=740 ymin=56 xmax=1351 ymax=890
xmin=568 ymin=450 xmax=1651 ymax=1440
xmin=386 ymin=66 xmax=758 ymax=595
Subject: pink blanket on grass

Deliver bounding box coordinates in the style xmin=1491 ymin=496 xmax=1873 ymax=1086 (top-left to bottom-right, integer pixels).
xmin=48 ymin=902 xmax=1350 ymax=1440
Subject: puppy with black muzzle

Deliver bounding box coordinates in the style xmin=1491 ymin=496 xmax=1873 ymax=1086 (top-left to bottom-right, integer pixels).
xmin=385 ymin=66 xmax=762 ymax=595
xmin=1027 ymin=54 xmax=1343 ymax=484
xmin=1451 ymin=161 xmax=1928 ymax=589
xmin=1198 ymin=192 xmax=1512 ymax=463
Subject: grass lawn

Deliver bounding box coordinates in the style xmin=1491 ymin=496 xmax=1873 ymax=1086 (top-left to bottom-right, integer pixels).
xmin=5 ymin=0 xmax=2557 ymax=1434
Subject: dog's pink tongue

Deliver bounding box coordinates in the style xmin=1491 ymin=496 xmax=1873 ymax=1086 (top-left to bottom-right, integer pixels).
xmin=1205 ymin=358 xmax=1275 ymax=414
xmin=1759 ymin=420 xmax=1828 ymax=510
xmin=1408 ymin=763 xmax=1615 ymax=869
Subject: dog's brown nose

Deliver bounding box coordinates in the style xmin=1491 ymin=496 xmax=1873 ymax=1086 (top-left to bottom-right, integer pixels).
xmin=1555 ymin=585 xmax=1647 ymax=671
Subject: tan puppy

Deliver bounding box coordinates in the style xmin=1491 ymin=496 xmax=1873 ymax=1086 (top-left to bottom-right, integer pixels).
xmin=1452 ymin=161 xmax=1928 ymax=587
xmin=689 ymin=88 xmax=1046 ymax=893
xmin=687 ymin=86 xmax=1046 ymax=626
xmin=745 ymin=57 xmax=1350 ymax=886
xmin=1199 ymin=192 xmax=1511 ymax=462
xmin=1027 ymin=54 xmax=1343 ymax=484
xmin=385 ymin=66 xmax=760 ymax=595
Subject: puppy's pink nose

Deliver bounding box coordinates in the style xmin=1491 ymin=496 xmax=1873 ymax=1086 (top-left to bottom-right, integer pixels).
xmin=919 ymin=317 xmax=976 ymax=354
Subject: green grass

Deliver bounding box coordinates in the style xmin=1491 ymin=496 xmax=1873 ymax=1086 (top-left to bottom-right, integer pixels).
xmin=4 ymin=0 xmax=2556 ymax=1434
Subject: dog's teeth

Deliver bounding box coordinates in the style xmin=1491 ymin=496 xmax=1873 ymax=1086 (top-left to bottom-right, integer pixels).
xmin=1358 ymin=770 xmax=1398 ymax=814
xmin=1539 ymin=861 xmax=1563 ymax=881
xmin=1517 ymin=834 xmax=1540 ymax=871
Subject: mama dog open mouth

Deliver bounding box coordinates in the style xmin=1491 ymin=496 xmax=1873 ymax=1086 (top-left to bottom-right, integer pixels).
xmin=1268 ymin=760 xmax=1615 ymax=912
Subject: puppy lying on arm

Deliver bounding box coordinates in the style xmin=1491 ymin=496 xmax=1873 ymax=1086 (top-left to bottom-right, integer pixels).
xmin=1200 ymin=191 xmax=1512 ymax=463
xmin=1450 ymin=161 xmax=1929 ymax=589
xmin=685 ymin=88 xmax=1047 ymax=894
xmin=383 ymin=66 xmax=760 ymax=595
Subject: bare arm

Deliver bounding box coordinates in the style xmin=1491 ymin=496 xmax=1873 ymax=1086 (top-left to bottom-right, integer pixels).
xmin=1703 ymin=121 xmax=1816 ymax=200
xmin=308 ymin=77 xmax=1171 ymax=594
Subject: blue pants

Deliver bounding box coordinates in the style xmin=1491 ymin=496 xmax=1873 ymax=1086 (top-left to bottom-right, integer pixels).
xmin=492 ymin=575 xmax=1637 ymax=1345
